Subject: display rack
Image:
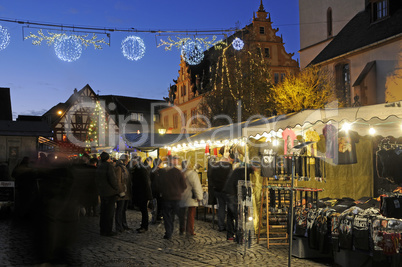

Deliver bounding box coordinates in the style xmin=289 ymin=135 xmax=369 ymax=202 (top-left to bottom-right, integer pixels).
xmin=257 ymin=177 xmax=323 ymax=249
xmin=257 ymin=177 xmax=291 ymax=248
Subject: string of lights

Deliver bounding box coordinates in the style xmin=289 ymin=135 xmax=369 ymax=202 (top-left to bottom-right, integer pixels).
xmin=0 ymin=16 xmax=245 ymax=64
xmin=0 ymin=17 xmax=239 ymax=34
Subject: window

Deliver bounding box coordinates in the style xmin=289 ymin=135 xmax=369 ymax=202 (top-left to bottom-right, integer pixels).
xmin=183 ymin=85 xmax=186 ymax=96
xmin=280 ymin=73 xmax=286 ymax=82
xmin=327 ymin=7 xmax=333 ymax=37
xmin=274 ymin=73 xmax=279 ymax=84
xmin=173 ymin=114 xmax=179 ymax=129
xmin=259 ymin=27 xmax=265 ymax=34
xmin=164 ymin=116 xmax=169 ymax=127
xmin=131 ymin=113 xmax=143 ymax=121
xmin=373 ymin=0 xmax=388 ymax=21
xmin=335 ymin=63 xmax=351 ymax=105
xmin=182 ymin=111 xmax=187 ymax=127
xmin=76 ymin=115 xmax=82 ymax=124
xmin=256 ymin=47 xmax=262 ymax=57
xmin=264 ymin=48 xmax=270 ymax=58
xmin=153 ymin=114 xmax=160 ymax=122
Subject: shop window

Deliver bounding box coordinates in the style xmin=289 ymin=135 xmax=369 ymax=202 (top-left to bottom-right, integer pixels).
xmin=327 ymin=7 xmax=333 ymax=37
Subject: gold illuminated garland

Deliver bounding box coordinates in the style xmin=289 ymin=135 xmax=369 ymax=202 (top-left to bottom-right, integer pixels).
xmin=157 ymin=35 xmax=226 ymax=51
xmin=24 ymin=29 xmax=109 ymax=49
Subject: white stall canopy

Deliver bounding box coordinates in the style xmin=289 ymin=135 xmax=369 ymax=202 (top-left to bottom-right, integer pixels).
xmin=243 ymin=101 xmax=402 ymax=139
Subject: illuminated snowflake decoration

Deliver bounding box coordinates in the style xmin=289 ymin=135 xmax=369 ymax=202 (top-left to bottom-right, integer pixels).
xmin=0 ymin=25 xmax=11 ymax=51
xmin=121 ymin=36 xmax=146 ymax=61
xmin=181 ymin=40 xmax=204 ymax=65
xmin=232 ymin=37 xmax=244 ymax=51
xmin=54 ymin=35 xmax=82 ymax=62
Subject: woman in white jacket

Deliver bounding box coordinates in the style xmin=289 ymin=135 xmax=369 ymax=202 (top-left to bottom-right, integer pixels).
xmin=179 ymin=160 xmax=203 ymax=236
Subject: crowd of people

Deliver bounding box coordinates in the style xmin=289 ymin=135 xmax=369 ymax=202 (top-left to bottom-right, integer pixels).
xmin=9 ymin=150 xmax=260 ymax=263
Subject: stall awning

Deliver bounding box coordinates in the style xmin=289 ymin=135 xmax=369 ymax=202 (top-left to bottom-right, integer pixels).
xmin=244 ymin=101 xmax=402 ymax=139
xmin=122 ymin=133 xmax=189 ymax=151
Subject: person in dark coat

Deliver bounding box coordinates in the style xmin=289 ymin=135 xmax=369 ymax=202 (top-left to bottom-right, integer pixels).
xmin=223 ymin=163 xmax=258 ymax=240
xmin=160 ymin=155 xmax=187 ymax=239
xmin=115 ymin=154 xmax=132 ymax=232
xmin=150 ymin=158 xmax=166 ymax=224
xmin=72 ymin=154 xmax=99 ymax=217
xmin=131 ymin=156 xmax=153 ymax=233
xmin=86 ymin=158 xmax=99 ymax=216
xmin=12 ymin=156 xmax=37 ymax=219
xmin=35 ymin=157 xmax=81 ymax=264
xmin=96 ymin=152 xmax=121 ymax=237
xmin=209 ymin=155 xmax=234 ymax=232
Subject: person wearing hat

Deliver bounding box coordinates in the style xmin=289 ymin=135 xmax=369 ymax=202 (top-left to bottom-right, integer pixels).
xmin=96 ymin=152 xmax=121 ymax=237
xmin=115 ymin=154 xmax=132 ymax=233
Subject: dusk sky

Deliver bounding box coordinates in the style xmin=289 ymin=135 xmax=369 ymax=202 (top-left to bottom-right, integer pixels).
xmin=0 ymin=0 xmax=300 ymax=119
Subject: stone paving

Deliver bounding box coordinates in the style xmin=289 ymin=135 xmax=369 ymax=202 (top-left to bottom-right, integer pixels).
xmin=0 ymin=209 xmax=334 ymax=266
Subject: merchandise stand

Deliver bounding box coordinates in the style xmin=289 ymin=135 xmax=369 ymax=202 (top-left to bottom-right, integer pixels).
xmin=257 ymin=177 xmax=291 ymax=248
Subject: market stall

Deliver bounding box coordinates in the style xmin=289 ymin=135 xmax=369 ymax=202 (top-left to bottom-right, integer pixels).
xmin=242 ymin=101 xmax=402 ymax=265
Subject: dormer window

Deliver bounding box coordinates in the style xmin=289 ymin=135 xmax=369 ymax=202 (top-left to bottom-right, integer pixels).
xmin=372 ymin=0 xmax=389 ymax=22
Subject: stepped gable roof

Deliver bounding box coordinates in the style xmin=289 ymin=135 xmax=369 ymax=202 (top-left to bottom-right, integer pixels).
xmin=311 ymin=5 xmax=402 ymax=65
xmin=186 ymin=29 xmax=247 ymax=91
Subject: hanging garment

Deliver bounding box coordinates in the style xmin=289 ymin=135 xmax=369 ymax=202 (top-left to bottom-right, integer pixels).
xmin=335 ymin=130 xmax=360 ymax=165
xmin=304 ymin=129 xmax=320 ymax=164
xmin=322 ymin=124 xmax=338 ymax=159
xmin=282 ymin=128 xmax=297 ymax=156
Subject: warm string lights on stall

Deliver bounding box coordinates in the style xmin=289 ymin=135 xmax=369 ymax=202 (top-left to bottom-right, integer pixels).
xmin=164 ymin=137 xmax=247 ymax=153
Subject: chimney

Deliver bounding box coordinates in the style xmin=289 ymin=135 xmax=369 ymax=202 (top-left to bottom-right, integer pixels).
xmin=0 ymin=87 xmax=12 ymax=121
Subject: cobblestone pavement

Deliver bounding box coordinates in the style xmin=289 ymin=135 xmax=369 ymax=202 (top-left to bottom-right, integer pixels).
xmin=0 ymin=209 xmax=334 ymax=266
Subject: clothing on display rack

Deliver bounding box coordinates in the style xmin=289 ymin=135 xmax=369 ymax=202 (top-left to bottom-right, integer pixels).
xmin=335 ymin=130 xmax=360 ymax=165
xmin=323 ymin=123 xmax=338 ymax=159
xmin=259 ymin=142 xmax=277 ymax=179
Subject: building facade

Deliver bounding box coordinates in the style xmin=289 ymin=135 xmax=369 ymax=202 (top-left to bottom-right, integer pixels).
xmin=160 ymin=1 xmax=300 ymax=134
xmin=300 ymin=0 xmax=402 ymax=106
xmin=43 ymin=84 xmax=165 ymax=154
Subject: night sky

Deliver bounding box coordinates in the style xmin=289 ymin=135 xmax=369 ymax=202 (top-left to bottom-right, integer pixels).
xmin=0 ymin=0 xmax=300 ymax=118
